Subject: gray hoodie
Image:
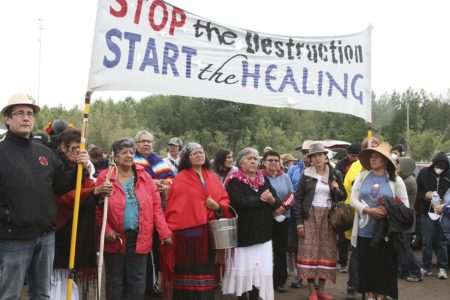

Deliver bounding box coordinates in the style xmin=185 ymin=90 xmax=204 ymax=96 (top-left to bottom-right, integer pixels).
xmin=398 ymin=157 xmax=417 ymax=233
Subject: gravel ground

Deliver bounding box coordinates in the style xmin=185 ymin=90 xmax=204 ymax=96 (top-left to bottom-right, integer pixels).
xmin=21 ymin=249 xmax=450 ymax=299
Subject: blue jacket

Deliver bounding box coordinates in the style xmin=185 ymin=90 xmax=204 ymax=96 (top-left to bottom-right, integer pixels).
xmin=287 ymin=159 xmax=306 ymax=192
xmin=442 ymin=189 xmax=450 ymax=242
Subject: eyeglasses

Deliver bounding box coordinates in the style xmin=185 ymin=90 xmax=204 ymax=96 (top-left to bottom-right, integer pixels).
xmin=69 ymin=145 xmax=80 ymax=152
xmin=11 ymin=110 xmax=35 ymax=118
xmin=266 ymin=159 xmax=279 ymax=163
xmin=136 ymin=140 xmax=153 ymax=144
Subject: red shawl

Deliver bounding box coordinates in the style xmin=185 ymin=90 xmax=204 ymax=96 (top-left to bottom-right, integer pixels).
xmin=165 ymin=168 xmax=232 ymax=230
xmin=162 ymin=168 xmax=231 ymax=299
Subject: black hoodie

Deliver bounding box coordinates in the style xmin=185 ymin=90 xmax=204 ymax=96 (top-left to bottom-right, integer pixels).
xmin=416 ymin=152 xmax=450 ymax=214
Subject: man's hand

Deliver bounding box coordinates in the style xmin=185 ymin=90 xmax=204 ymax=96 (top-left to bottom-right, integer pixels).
xmin=425 ymin=191 xmax=434 ymax=202
xmin=435 ymin=204 xmax=444 ymax=215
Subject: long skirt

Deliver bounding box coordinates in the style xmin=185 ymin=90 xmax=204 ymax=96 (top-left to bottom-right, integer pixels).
xmin=297 ymin=206 xmax=337 ymax=283
xmin=222 ymin=240 xmax=274 ymax=300
xmin=357 ymin=236 xmax=398 ymax=299
xmin=173 ymin=250 xmax=216 ymax=299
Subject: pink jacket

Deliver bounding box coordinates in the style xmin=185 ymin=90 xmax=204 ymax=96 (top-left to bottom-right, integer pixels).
xmin=96 ymin=164 xmax=171 ymax=254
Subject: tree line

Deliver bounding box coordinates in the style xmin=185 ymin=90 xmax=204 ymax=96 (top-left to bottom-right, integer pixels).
xmin=31 ymin=88 xmax=450 ymax=162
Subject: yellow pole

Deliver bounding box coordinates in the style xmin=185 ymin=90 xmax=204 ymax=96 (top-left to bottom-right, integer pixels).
xmin=367 ymin=122 xmax=372 ymax=138
xmin=66 ymin=91 xmax=92 ymax=300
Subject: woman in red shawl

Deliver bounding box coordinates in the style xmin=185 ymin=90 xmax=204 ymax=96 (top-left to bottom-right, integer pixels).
xmin=163 ymin=142 xmax=232 ymax=300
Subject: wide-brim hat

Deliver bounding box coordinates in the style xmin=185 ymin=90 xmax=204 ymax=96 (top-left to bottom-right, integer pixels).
xmin=359 ymin=142 xmax=396 ymax=171
xmin=281 ymin=153 xmax=297 ymax=165
xmin=307 ymin=142 xmax=328 ymax=157
xmin=2 ymin=92 xmax=40 ymax=115
xmin=295 ymin=139 xmax=313 ymax=151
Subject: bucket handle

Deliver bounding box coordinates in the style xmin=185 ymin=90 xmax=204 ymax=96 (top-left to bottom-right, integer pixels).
xmin=223 ymin=204 xmax=238 ymax=218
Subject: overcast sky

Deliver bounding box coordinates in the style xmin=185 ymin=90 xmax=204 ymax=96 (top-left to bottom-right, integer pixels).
xmin=1 ymin=0 xmax=449 ymax=108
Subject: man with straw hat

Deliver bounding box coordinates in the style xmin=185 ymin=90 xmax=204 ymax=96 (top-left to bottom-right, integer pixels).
xmin=280 ymin=153 xmax=297 ymax=172
xmin=288 ymin=140 xmax=313 ymax=192
xmin=0 ymin=93 xmax=90 ymax=299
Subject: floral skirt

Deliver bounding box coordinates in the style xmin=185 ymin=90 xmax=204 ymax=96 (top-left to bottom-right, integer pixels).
xmin=297 ymin=206 xmax=337 ymax=283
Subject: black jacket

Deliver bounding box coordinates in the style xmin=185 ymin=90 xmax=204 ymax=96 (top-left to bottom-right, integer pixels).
xmin=370 ymin=197 xmax=415 ymax=265
xmin=295 ymin=164 xmax=346 ymax=225
xmin=226 ymin=176 xmax=279 ymax=247
xmin=416 ymin=152 xmax=450 ymax=214
xmin=0 ymin=131 xmax=78 ymax=239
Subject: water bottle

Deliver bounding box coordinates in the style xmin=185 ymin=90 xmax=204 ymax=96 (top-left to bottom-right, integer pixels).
xmin=432 ymin=191 xmax=440 ymax=205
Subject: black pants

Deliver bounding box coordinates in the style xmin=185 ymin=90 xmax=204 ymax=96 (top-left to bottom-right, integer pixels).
xmin=272 ymin=218 xmax=289 ymax=287
xmin=337 ymin=232 xmax=349 ymax=266
xmin=287 ymin=209 xmax=298 ymax=255
xmin=347 ymin=246 xmax=359 ymax=289
xmin=104 ymin=231 xmax=147 ymax=300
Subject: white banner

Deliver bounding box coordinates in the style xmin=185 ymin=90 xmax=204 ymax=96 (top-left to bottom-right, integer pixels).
xmin=88 ymin=0 xmax=372 ymax=121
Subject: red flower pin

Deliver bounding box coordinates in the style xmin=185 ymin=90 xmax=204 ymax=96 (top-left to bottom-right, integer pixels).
xmin=39 ymin=156 xmax=48 ymax=166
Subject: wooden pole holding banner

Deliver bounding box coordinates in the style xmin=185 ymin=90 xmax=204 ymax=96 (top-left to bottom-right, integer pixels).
xmin=66 ymin=91 xmax=92 ymax=300
xmin=367 ymin=122 xmax=372 ymax=138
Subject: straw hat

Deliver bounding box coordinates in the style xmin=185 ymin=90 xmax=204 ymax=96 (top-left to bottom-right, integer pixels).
xmin=281 ymin=153 xmax=297 ymax=165
xmin=2 ymin=92 xmax=40 ymax=115
xmin=307 ymin=143 xmax=328 ymax=157
xmin=359 ymin=142 xmax=396 ymax=171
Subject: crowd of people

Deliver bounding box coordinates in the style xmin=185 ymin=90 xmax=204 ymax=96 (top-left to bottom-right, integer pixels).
xmin=0 ymin=92 xmax=449 ymax=300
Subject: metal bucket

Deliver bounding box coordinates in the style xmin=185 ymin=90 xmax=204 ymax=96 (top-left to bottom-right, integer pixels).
xmin=208 ymin=206 xmax=238 ymax=249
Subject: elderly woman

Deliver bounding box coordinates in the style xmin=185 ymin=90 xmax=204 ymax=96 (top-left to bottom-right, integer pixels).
xmin=222 ymin=147 xmax=279 ymax=300
xmin=133 ymin=130 xmax=175 ymax=294
xmin=261 ymin=150 xmax=294 ymax=293
xmin=295 ymin=143 xmax=346 ymax=300
xmin=163 ymin=142 xmax=231 ymax=299
xmin=350 ymin=142 xmax=409 ymax=300
xmin=97 ymin=138 xmax=172 ymax=300
xmin=212 ymin=148 xmax=237 ymax=184
xmin=134 ymin=130 xmax=175 ymax=181
xmin=50 ymin=128 xmax=110 ymax=300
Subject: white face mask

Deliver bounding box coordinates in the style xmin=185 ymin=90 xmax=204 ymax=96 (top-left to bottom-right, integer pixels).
xmin=434 ymin=167 xmax=444 ymax=175
xmin=274 ymin=215 xmax=286 ymax=222
xmin=428 ymin=212 xmax=441 ymax=221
